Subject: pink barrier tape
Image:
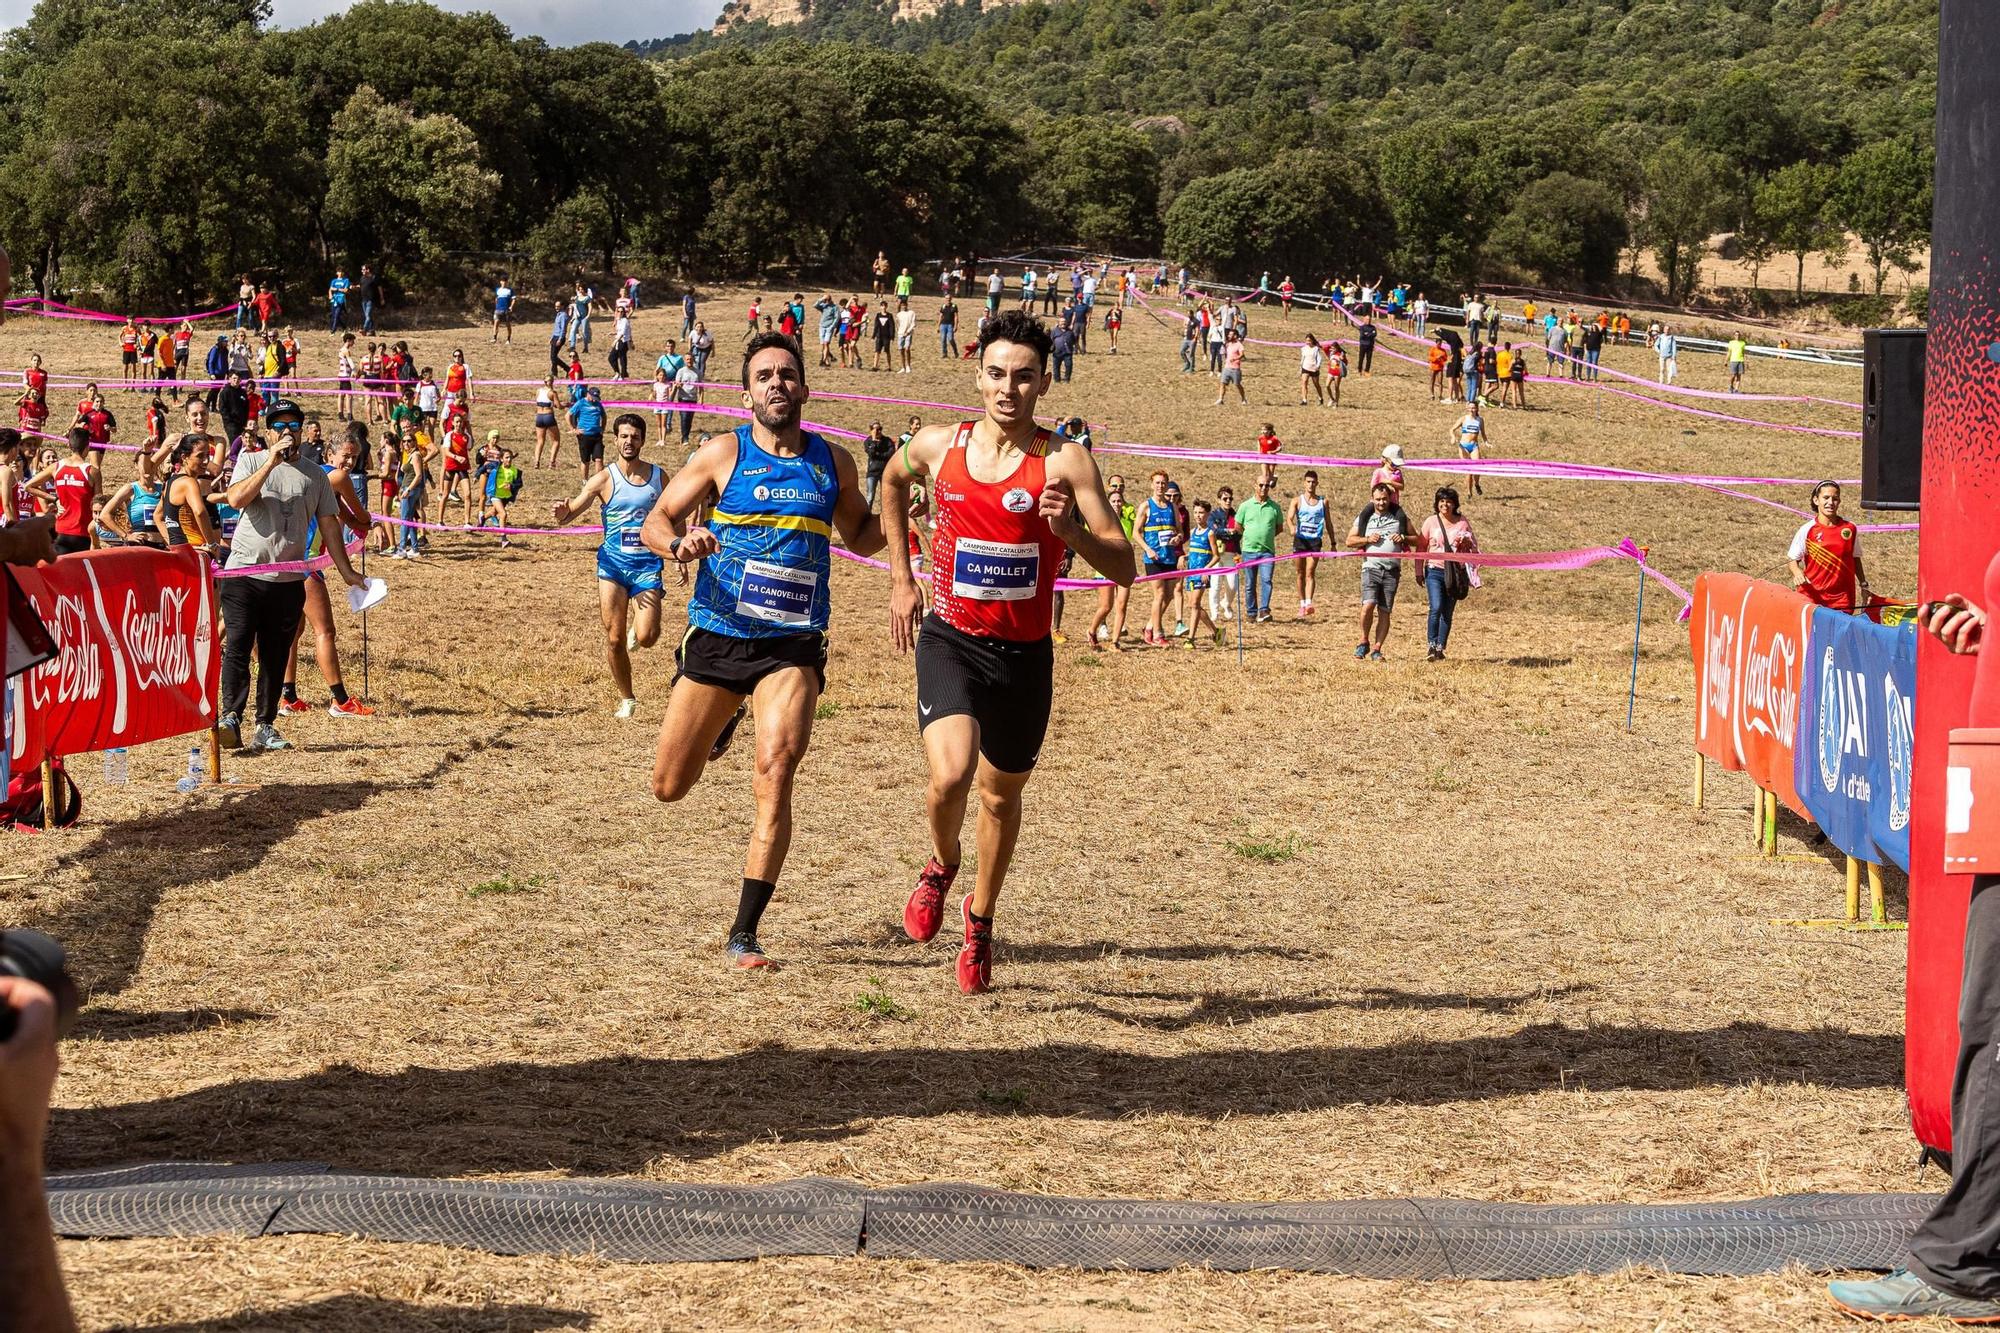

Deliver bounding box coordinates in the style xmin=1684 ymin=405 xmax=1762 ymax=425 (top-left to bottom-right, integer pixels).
xmin=212 ymin=536 xmax=365 ymax=580
xmin=1138 ymin=291 xmax=1863 ymax=438
xmin=831 ymin=534 xmax=1694 ymax=606
xmin=368 ymin=512 xmax=599 ymax=537
xmin=5 ymin=297 xmax=236 ymax=325
xmin=1089 ymin=442 xmax=1850 ymax=490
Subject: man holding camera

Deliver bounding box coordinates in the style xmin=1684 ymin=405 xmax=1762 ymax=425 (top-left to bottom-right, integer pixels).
xmin=217 ymin=399 xmax=366 ymax=753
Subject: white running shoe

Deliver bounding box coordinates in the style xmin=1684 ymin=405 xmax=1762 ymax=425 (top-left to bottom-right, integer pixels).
xmin=626 ymin=626 xmax=638 ymax=652
xmin=614 ymin=697 xmax=638 ymax=720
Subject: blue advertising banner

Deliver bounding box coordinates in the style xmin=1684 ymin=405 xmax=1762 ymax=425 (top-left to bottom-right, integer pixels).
xmin=1795 ymin=610 xmax=1918 ymax=871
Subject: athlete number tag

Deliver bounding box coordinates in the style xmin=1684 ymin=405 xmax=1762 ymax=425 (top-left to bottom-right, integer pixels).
xmin=950 ymin=538 xmax=1039 ymax=602
xmin=618 ymin=527 xmax=648 ymax=554
xmin=736 ymin=560 xmax=819 ymax=626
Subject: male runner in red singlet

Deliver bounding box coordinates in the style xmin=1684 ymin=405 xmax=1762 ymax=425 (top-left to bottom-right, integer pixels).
xmin=881 ymin=309 xmax=1135 ymax=994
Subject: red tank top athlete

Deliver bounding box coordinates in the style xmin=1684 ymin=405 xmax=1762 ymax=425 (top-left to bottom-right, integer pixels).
xmin=926 ymin=420 xmax=1067 ymax=642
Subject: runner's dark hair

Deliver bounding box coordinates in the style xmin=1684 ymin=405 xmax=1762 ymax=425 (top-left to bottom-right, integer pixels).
xmin=976 ymin=309 xmax=1054 ymax=370
xmin=741 ymin=332 xmax=806 ymax=389
xmin=612 ymin=413 xmax=648 ymax=439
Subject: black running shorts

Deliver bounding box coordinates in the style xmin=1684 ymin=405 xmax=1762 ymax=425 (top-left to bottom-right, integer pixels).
xmin=577 ymin=432 xmax=604 ymax=466
xmin=913 ymin=615 xmax=1053 ymax=774
xmin=676 ymin=626 xmax=826 ymax=696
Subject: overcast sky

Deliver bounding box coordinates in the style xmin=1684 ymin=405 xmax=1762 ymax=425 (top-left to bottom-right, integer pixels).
xmin=0 ymin=0 xmax=716 ymax=46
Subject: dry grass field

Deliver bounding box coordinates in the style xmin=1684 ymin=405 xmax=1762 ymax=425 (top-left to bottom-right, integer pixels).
xmin=1 ymin=283 xmax=1920 ymax=1331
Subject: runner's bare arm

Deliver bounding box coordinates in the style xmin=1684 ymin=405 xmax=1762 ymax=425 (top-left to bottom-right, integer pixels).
xmin=828 ymin=442 xmax=884 ymax=557
xmin=330 ymin=470 xmax=369 ymax=536
xmin=1047 ymin=442 xmax=1134 ymax=588
xmin=550 ymin=469 xmax=611 ymax=527
xmin=882 ymin=423 xmax=954 ymax=653
xmin=881 ymin=423 xmax=950 ymax=587
xmin=641 ymin=434 xmax=733 ymax=561
xmin=95 ymin=484 xmax=133 ymax=538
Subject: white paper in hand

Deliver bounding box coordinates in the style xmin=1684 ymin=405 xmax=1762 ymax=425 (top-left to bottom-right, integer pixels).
xmin=347 ymin=577 xmax=389 ymax=614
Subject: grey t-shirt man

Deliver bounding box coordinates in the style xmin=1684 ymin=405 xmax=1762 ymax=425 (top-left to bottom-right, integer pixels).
xmin=1357 ymin=504 xmax=1411 ymax=574
xmin=225 ymin=443 xmax=338 ymax=582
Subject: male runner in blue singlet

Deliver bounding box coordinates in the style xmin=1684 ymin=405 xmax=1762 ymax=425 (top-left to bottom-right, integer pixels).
xmin=639 ymin=333 xmax=885 ymax=968
xmin=1288 ymin=468 xmax=1328 ymax=617
xmin=554 ymin=413 xmax=671 ymax=718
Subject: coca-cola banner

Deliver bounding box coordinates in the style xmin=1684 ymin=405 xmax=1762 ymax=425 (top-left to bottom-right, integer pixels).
xmin=6 ymin=547 xmax=218 ymax=770
xmin=1691 ymin=572 xmax=1815 ymax=816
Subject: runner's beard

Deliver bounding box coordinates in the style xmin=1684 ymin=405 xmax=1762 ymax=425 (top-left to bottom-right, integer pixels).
xmin=752 ymin=398 xmax=801 ymax=432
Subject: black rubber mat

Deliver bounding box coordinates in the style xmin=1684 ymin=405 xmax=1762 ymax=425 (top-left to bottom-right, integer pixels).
xmin=45 ymin=1164 xmax=1936 ymax=1277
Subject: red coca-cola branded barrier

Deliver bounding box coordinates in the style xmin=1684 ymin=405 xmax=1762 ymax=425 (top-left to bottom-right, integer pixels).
xmin=5 ymin=547 xmax=218 ymax=772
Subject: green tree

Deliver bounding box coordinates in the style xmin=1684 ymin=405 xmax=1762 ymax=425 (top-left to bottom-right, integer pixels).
xmin=322 ymin=86 xmax=500 ymax=267
xmin=796 ymin=43 xmax=1033 ymax=260
xmin=0 ymin=28 xmax=309 ymax=303
xmin=1164 ymin=149 xmax=1385 ymax=285
xmin=1686 ymin=70 xmax=1803 ymax=180
xmin=1034 ymin=117 xmax=1162 ymax=255
xmin=515 ymin=41 xmax=669 ymax=272
xmin=657 ymin=60 xmax=862 ymax=272
xmin=1484 ymin=174 xmax=1628 ymax=288
xmin=1832 ymin=138 xmax=1934 ymax=295
xmin=1639 ymin=140 xmax=1726 ymax=303
xmin=1755 ymin=162 xmax=1844 ymax=297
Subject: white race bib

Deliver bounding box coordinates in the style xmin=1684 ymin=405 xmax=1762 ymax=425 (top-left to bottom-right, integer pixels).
xmin=736 ymin=560 xmax=819 ymax=626
xmin=951 ymin=538 xmax=1039 ymax=602
xmin=618 ymin=527 xmax=647 ymax=553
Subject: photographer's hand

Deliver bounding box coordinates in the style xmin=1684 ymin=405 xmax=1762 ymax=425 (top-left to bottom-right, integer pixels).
xmin=0 ymin=977 xmax=57 ymax=1163
xmin=0 ymin=975 xmax=74 ymax=1333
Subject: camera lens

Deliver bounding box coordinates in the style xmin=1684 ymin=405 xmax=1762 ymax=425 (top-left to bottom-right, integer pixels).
xmin=0 ymin=930 xmax=80 ymax=1041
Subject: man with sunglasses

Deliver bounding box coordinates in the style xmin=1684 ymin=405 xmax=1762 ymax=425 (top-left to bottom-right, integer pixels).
xmin=216 ymin=399 xmax=367 ymax=753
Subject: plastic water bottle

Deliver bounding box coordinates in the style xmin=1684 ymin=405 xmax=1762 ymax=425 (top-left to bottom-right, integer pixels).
xmin=102 ymin=748 xmax=129 ymax=785
xmin=175 ymin=746 xmax=203 ymax=794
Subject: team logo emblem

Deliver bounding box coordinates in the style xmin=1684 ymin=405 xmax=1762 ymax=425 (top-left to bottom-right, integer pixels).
xmin=1002 ymin=487 xmax=1034 ymax=514
xmin=753 ymin=484 xmax=770 ymax=501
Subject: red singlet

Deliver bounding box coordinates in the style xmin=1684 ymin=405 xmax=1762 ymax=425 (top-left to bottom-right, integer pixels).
xmin=52 ymin=461 xmax=94 ymax=536
xmin=1798 ymin=520 xmax=1859 ymax=611
xmin=928 ymin=421 xmax=1066 ymax=643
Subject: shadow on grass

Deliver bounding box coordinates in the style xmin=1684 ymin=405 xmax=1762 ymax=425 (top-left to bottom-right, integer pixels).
xmin=51 ymin=1020 xmax=1902 ymax=1175
xmin=32 ymin=727 xmax=513 ymax=997
xmin=102 ymin=1296 xmax=590 ymax=1332
xmin=73 ymin=1007 xmax=271 ymax=1043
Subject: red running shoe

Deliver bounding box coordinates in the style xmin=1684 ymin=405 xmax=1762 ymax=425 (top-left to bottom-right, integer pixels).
xmin=956 ymin=894 xmax=992 ymax=995
xmin=278 ymin=697 xmax=311 ymax=715
xmin=904 ymin=857 xmax=957 ymax=943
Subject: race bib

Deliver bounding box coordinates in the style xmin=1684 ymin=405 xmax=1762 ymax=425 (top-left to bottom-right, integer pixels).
xmin=618 ymin=527 xmax=647 ymax=553
xmin=951 ymin=538 xmax=1039 ymax=601
xmin=736 ymin=560 xmax=819 ymax=626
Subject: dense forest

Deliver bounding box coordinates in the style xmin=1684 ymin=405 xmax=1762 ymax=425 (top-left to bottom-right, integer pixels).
xmin=655 ymin=0 xmax=1937 ymax=301
xmin=0 ymin=0 xmax=1937 ymax=308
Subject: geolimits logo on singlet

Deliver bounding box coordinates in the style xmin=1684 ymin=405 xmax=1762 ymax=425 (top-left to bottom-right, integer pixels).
xmin=752 ymin=484 xmax=826 ymax=504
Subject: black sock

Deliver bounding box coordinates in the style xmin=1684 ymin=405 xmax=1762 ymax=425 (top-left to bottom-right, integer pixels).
xmin=732 ymin=878 xmax=776 ymax=938
xmin=967 ymin=908 xmax=994 ymax=936
xmin=281 ymin=683 xmax=298 ymax=703
xmin=329 ymin=683 xmax=349 ymax=705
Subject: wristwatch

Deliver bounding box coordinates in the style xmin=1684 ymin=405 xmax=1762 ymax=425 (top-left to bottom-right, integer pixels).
xmin=668 ymin=536 xmax=684 ymax=560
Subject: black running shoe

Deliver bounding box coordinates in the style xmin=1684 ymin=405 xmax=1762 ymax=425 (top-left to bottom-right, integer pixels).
xmin=710 ymin=703 xmax=748 ymax=761
xmin=726 ymin=931 xmax=774 ymax=970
